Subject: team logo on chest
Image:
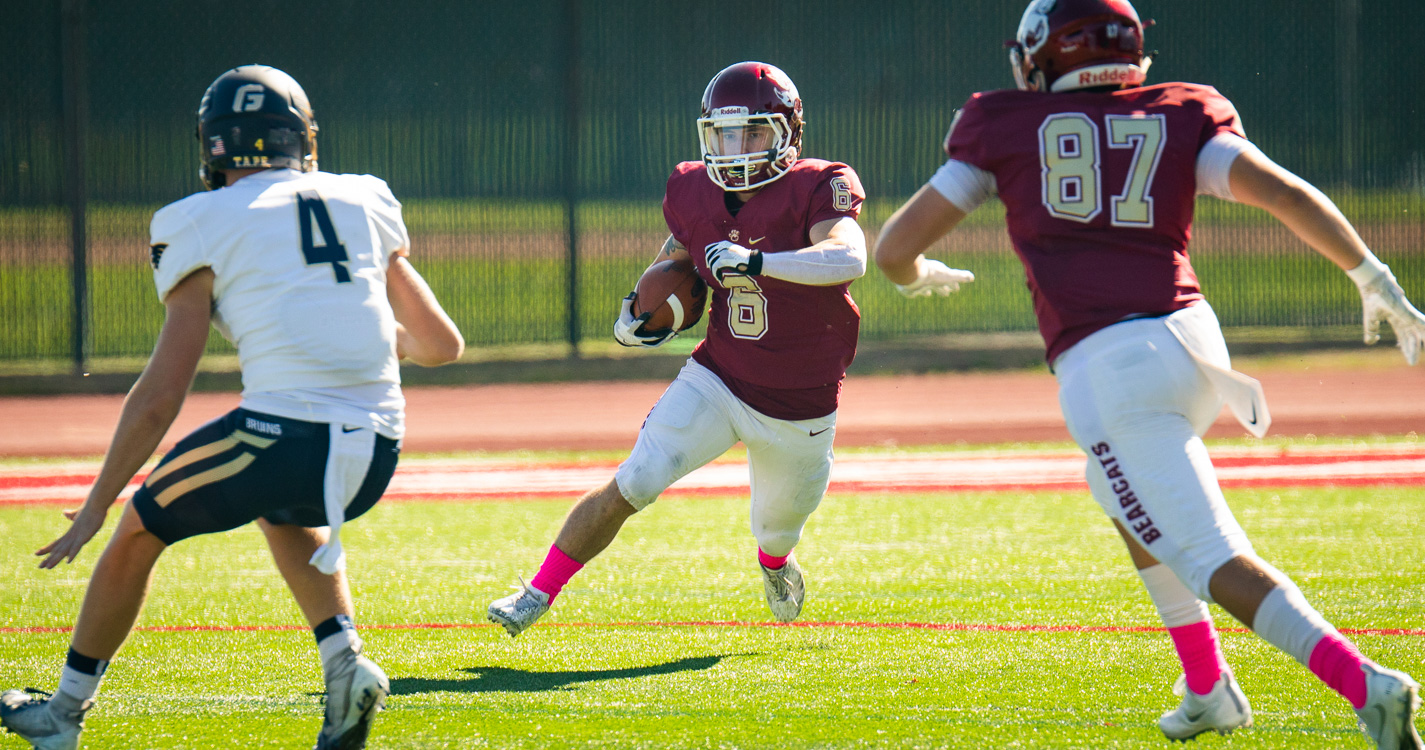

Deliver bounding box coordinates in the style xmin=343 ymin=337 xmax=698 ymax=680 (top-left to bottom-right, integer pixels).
xmin=728 ymin=229 xmax=740 ymax=242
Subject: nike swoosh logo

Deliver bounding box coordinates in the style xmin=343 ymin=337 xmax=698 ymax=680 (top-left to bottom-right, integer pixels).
xmin=342 ymin=425 xmax=362 ymax=433
xmin=749 ymin=236 xmax=766 ymax=245
xmin=1248 ymin=403 xmax=1257 ymax=426
xmin=1184 ymin=710 xmax=1206 ymax=723
xmin=809 ymin=427 xmax=831 ymax=437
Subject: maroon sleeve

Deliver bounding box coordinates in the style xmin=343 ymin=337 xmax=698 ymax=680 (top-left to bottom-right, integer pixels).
xmin=1196 ymin=86 xmax=1247 ymax=149
xmin=943 ymin=94 xmax=993 ymax=170
xmin=806 ymin=164 xmax=865 ymax=227
xmin=661 ymin=169 xmax=689 ymax=249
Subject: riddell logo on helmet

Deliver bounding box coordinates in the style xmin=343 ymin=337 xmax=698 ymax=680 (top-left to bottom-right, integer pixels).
xmin=714 ymin=106 xmax=750 ymax=116
xmin=1078 ymin=67 xmax=1138 ymax=86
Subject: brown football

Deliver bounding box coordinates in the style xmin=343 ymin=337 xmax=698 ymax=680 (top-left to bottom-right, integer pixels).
xmin=632 ymin=258 xmax=708 ymax=334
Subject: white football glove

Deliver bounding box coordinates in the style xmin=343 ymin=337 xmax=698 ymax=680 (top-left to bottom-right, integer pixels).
xmin=613 ymin=292 xmax=675 ymax=348
xmin=1352 ymin=262 xmax=1425 ymax=365
xmin=895 ymin=259 xmax=976 ymax=298
xmin=704 ymin=241 xmax=763 ymax=283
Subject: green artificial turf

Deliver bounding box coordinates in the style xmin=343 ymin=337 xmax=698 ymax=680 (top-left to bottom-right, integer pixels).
xmin=1 ymin=479 xmax=1421 ymax=748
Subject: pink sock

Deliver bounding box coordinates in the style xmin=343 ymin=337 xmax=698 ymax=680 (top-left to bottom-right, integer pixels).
xmin=1308 ymin=633 xmax=1369 ymax=709
xmin=758 ymin=548 xmax=789 ymax=570
xmin=1168 ymin=621 xmax=1229 ymax=695
xmin=528 ymin=545 xmax=584 ymax=604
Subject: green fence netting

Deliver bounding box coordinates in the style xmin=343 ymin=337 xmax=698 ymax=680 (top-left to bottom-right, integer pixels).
xmin=4 ymin=0 xmax=1423 ymax=363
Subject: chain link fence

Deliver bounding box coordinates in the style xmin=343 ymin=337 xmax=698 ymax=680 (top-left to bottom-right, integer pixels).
xmin=5 ymin=0 xmax=1423 ymax=367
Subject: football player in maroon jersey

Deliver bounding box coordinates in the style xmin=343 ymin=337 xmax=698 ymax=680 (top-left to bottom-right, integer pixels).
xmin=875 ymin=1 xmax=1424 ymax=746
xmin=489 ymin=61 xmax=971 ymax=637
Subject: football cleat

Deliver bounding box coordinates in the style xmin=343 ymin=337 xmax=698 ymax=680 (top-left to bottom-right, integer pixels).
xmin=760 ymin=554 xmax=806 ymax=623
xmin=0 ymin=688 xmax=89 ymax=750
xmin=1158 ymin=672 xmax=1252 ymax=741
xmin=1354 ymin=663 xmax=1423 ymax=750
xmin=487 ymin=577 xmax=551 ymax=638
xmin=314 ymin=651 xmax=389 ymax=750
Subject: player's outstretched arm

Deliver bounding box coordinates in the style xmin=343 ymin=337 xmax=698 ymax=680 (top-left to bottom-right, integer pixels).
xmin=875 ymin=184 xmax=976 ymax=297
xmin=388 ymin=255 xmax=464 ymax=366
xmin=37 ymin=268 xmax=213 ymax=568
xmin=1227 ymin=146 xmax=1425 ymax=364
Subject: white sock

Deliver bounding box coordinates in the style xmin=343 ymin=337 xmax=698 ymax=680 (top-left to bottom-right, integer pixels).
xmin=57 ymin=665 xmax=104 ymax=703
xmin=1251 ymin=583 xmax=1334 ymax=666
xmin=1137 ymin=564 xmax=1211 ymax=627
xmin=317 ymin=626 xmax=362 ymax=675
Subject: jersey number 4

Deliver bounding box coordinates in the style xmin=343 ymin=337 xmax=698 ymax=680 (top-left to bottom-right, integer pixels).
xmin=297 ymin=191 xmax=351 ymax=283
xmin=1038 ymin=113 xmax=1166 ymax=228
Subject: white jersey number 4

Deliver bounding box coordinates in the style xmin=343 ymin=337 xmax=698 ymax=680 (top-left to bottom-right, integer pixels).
xmin=297 ymin=191 xmax=351 ymax=282
xmin=1038 ymin=113 xmax=1166 ymax=228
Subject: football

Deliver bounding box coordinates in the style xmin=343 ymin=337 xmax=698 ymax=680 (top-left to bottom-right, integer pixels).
xmin=632 ymin=258 xmax=708 ymax=335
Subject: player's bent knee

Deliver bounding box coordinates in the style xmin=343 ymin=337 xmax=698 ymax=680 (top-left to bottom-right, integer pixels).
xmin=97 ymin=504 xmax=168 ymax=568
xmin=615 ymin=449 xmax=688 ymax=511
xmin=1157 ymin=549 xmax=1243 ymax=603
xmin=613 ymin=470 xmax=662 ymax=511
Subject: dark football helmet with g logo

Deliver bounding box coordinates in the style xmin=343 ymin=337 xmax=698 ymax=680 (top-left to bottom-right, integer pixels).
xmin=197 ymin=65 xmax=319 ymax=189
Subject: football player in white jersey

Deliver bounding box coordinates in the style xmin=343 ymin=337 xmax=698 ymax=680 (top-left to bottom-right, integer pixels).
xmin=0 ymin=65 xmax=463 ymax=750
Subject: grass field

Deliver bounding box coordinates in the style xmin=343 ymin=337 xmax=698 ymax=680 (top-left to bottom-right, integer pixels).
xmin=2 ymin=445 xmax=1422 ymax=748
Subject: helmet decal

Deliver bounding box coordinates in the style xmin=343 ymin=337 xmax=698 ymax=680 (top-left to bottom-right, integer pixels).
xmin=1020 ymin=1 xmax=1054 ymax=53
xmin=232 ymin=84 xmax=265 ymax=113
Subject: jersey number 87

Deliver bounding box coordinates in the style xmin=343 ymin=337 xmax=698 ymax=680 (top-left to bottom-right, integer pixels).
xmin=1038 ymin=112 xmax=1166 ymax=228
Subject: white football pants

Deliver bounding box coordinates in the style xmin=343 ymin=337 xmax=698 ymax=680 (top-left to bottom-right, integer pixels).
xmin=1054 ymin=302 xmax=1255 ymax=601
xmin=615 ymin=359 xmax=836 ymax=557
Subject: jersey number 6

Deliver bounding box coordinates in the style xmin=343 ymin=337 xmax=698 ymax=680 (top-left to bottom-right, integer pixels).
xmin=1038 ymin=113 xmax=1166 ymax=228
xmin=722 ymin=275 xmax=768 ymax=340
xmin=297 ymin=191 xmax=351 ymax=283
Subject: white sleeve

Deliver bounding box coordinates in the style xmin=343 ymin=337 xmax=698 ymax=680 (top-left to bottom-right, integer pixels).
xmin=358 ymin=175 xmax=410 ymax=256
xmin=759 ymin=244 xmax=867 ymax=285
xmin=149 ymin=203 xmax=210 ymax=302
xmin=1195 ymin=132 xmax=1263 ymax=202
xmin=928 ymin=159 xmax=996 ymax=214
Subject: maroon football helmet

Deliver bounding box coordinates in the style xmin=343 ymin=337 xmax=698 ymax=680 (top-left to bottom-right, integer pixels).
xmin=1009 ymin=0 xmax=1153 ymax=93
xmin=698 ymin=61 xmax=804 ymax=191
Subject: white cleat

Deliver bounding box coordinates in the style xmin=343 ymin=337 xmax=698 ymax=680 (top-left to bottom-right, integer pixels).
xmin=0 ymin=688 xmax=89 ymax=750
xmin=760 ymin=554 xmax=806 ymax=623
xmin=1158 ymin=673 xmax=1253 ymax=741
xmin=1355 ymin=663 xmax=1423 ymax=750
xmin=487 ymin=577 xmax=551 ymax=638
xmin=314 ymin=651 xmax=389 ymax=750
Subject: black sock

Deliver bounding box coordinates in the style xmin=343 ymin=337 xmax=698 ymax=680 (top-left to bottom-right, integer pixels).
xmin=313 ymin=614 xmax=355 ymax=644
xmin=65 ymin=647 xmax=107 ymax=677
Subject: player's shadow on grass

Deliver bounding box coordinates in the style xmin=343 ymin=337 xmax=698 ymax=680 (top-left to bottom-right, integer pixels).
xmin=391 ymin=654 xmax=741 ymax=694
